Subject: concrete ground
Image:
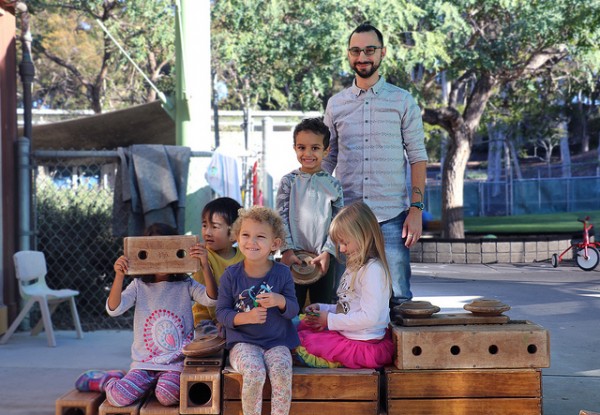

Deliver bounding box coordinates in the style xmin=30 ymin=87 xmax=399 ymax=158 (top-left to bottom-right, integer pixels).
xmin=0 ymin=261 xmax=599 ymax=415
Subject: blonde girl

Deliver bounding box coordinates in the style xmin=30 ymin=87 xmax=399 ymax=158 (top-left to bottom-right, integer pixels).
xmin=216 ymin=206 xmax=300 ymax=415
xmin=295 ymin=201 xmax=395 ymax=369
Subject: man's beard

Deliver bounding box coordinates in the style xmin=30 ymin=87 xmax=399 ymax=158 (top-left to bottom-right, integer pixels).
xmin=352 ymin=60 xmax=380 ymax=79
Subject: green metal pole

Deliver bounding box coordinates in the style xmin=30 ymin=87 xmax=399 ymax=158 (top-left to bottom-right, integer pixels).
xmin=175 ymin=0 xmax=213 ymax=235
xmin=175 ymin=0 xmax=211 ymax=149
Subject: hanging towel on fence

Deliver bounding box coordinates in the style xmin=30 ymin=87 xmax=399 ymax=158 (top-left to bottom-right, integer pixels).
xmin=113 ymin=144 xmax=191 ymax=236
xmin=205 ymin=146 xmax=242 ymax=204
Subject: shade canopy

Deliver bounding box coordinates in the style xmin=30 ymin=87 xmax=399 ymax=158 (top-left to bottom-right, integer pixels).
xmin=22 ymin=101 xmax=175 ymax=150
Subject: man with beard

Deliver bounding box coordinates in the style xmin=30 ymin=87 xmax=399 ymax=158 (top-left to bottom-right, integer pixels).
xmin=322 ymin=22 xmax=427 ymax=308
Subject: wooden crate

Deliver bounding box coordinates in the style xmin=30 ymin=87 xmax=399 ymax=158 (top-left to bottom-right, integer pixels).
xmin=99 ymin=398 xmax=143 ymax=415
xmin=139 ymin=395 xmax=179 ymax=415
xmin=179 ymin=366 xmax=221 ymax=415
xmin=386 ymin=368 xmax=542 ymax=415
xmin=124 ymin=235 xmax=199 ymax=275
xmin=56 ymin=389 xmax=104 ymax=415
xmin=222 ymin=366 xmax=379 ymax=415
xmin=392 ymin=320 xmax=550 ymax=370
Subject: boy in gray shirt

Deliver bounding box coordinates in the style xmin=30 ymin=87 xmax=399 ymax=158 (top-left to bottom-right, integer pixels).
xmin=276 ymin=118 xmax=344 ymax=309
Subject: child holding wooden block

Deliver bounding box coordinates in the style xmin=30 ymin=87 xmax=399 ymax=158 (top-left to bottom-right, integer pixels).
xmin=104 ymin=223 xmax=218 ymax=407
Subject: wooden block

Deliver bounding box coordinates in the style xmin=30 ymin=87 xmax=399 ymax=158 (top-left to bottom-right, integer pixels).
xmin=56 ymin=389 xmax=104 ymax=415
xmin=139 ymin=395 xmax=179 ymax=415
xmin=392 ymin=320 xmax=550 ymax=369
xmin=395 ymin=312 xmax=509 ymax=327
xmin=99 ymin=398 xmax=142 ymax=415
xmin=387 ymin=397 xmax=541 ymax=415
xmin=179 ymin=367 xmax=221 ymax=414
xmin=124 ymin=235 xmax=199 ymax=275
xmin=222 ymin=400 xmax=378 ymax=415
xmin=184 ymin=350 xmax=225 ymax=368
xmin=580 ymin=411 xmax=600 ymax=415
xmin=386 ymin=368 xmax=542 ymax=398
xmin=222 ymin=366 xmax=379 ymax=401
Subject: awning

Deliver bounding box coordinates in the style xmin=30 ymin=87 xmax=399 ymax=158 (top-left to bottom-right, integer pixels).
xmin=21 ymin=101 xmax=175 ymax=150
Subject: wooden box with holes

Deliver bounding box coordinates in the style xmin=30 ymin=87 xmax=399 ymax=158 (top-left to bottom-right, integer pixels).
xmin=391 ymin=320 xmax=550 ymax=370
xmin=124 ymin=235 xmax=200 ymax=276
xmin=387 ymin=320 xmax=549 ymax=415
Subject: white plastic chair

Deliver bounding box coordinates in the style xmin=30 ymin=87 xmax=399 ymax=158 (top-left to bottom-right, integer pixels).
xmin=0 ymin=250 xmax=83 ymax=347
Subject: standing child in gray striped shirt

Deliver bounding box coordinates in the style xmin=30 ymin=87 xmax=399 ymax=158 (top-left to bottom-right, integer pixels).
xmin=276 ymin=117 xmax=344 ymax=310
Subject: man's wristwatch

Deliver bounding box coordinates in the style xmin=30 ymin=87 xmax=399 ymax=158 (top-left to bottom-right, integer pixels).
xmin=410 ymin=202 xmax=425 ymax=211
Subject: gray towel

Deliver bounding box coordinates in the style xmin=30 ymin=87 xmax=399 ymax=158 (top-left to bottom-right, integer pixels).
xmin=113 ymin=145 xmax=191 ymax=236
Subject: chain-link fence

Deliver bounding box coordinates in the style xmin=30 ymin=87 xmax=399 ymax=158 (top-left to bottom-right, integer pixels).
xmin=426 ymin=175 xmax=600 ymax=219
xmin=32 ymin=152 xmax=129 ymax=331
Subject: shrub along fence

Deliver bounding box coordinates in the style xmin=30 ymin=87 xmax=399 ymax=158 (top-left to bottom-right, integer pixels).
xmin=33 ymin=153 xmax=128 ymax=330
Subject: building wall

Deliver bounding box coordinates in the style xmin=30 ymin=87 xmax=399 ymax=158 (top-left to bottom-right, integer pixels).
xmin=0 ymin=5 xmax=18 ymax=327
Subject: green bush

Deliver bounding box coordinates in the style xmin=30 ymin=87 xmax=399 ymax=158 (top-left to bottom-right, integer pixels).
xmin=35 ymin=177 xmax=131 ymax=330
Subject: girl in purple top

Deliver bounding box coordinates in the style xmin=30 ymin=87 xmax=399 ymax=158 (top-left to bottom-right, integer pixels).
xmin=216 ymin=206 xmax=300 ymax=415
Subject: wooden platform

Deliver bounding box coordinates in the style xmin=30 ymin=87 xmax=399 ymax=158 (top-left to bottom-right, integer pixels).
xmin=392 ymin=320 xmax=550 ymax=369
xmin=99 ymin=398 xmax=143 ymax=415
xmin=385 ymin=367 xmax=542 ymax=415
xmin=139 ymin=395 xmax=179 ymax=415
xmin=222 ymin=366 xmax=380 ymax=415
xmin=56 ymin=389 xmax=104 ymax=415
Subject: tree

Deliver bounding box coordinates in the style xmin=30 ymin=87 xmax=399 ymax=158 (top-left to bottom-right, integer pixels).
xmin=403 ymin=1 xmax=600 ymax=238
xmin=28 ymin=0 xmax=175 ymax=113
xmin=211 ymin=0 xmax=352 ymax=111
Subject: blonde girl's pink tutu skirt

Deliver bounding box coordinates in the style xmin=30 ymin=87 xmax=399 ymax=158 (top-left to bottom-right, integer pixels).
xmin=295 ymin=319 xmax=394 ymax=369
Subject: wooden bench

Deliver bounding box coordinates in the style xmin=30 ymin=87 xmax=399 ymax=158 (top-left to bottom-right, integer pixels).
xmin=385 ymin=367 xmax=542 ymax=415
xmin=55 ymin=389 xmax=104 ymax=415
xmin=222 ymin=366 xmax=380 ymax=415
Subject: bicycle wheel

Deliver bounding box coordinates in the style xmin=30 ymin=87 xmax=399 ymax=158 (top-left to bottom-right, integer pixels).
xmin=551 ymin=253 xmax=559 ymax=268
xmin=575 ymin=246 xmax=600 ymax=271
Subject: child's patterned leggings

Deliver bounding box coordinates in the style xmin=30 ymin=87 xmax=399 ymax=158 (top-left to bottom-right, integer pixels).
xmin=104 ymin=369 xmax=180 ymax=407
xmin=230 ymin=343 xmax=293 ymax=415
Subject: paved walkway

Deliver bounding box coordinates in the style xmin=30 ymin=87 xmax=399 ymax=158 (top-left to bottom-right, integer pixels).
xmin=0 ymin=262 xmax=599 ymax=415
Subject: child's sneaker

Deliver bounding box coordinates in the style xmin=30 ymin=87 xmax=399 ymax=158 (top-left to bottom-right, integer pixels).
xmin=75 ymin=369 xmax=125 ymax=392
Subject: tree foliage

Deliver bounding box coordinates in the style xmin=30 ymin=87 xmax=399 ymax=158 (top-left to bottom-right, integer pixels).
xmin=408 ymin=0 xmax=600 ymax=237
xmin=211 ymin=0 xmax=351 ymax=111
xmin=27 ymin=0 xmax=175 ymax=113
xmin=27 ymin=0 xmax=600 ymax=237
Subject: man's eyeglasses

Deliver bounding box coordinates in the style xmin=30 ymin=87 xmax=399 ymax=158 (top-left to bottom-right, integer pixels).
xmin=348 ymin=46 xmax=383 ymax=57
